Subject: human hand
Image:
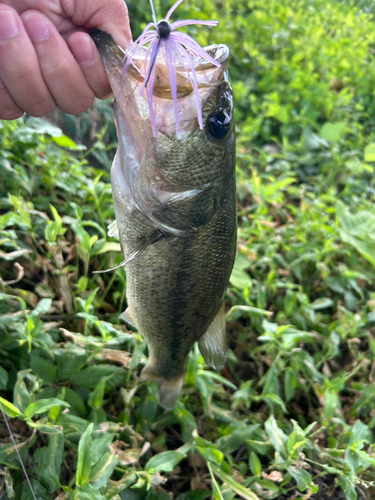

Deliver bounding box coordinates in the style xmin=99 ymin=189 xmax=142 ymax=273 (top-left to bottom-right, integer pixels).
xmin=0 ymin=0 xmax=131 ymax=119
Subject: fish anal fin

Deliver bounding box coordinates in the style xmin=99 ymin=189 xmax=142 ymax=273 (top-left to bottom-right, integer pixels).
xmin=198 ymin=301 xmax=227 ymax=370
xmin=140 ymin=365 xmax=184 ymax=409
xmin=119 ymin=307 xmax=137 ymax=330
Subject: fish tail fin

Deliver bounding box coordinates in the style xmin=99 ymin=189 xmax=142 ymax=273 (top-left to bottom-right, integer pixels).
xmin=140 ymin=366 xmax=184 ymax=409
xmin=198 ymin=300 xmax=227 ymax=370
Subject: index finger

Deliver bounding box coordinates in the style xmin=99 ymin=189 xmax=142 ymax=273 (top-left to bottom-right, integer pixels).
xmin=1 ymin=0 xmax=132 ymax=49
xmin=70 ymin=0 xmax=132 ymax=49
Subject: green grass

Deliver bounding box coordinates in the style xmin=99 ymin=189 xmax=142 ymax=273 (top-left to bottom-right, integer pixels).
xmin=1 ymin=0 xmax=375 ymax=499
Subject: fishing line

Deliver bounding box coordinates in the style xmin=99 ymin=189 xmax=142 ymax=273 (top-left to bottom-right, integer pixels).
xmin=149 ymin=0 xmax=157 ymax=24
xmin=0 ymin=402 xmax=37 ymax=500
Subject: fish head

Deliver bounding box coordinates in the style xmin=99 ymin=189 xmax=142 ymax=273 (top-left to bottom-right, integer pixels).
xmin=90 ymin=28 xmax=233 ymax=162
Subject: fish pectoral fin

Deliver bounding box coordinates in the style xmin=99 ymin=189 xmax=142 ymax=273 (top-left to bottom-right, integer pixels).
xmin=119 ymin=307 xmax=137 ymax=330
xmin=107 ymin=220 xmax=119 ymax=238
xmin=93 ymin=230 xmax=164 ymax=274
xmin=146 ymin=184 xmax=215 ymax=236
xmin=140 ymin=366 xmax=184 ymax=409
xmin=134 ymin=158 xmax=215 ymax=236
xmin=198 ymin=301 xmax=227 ymax=370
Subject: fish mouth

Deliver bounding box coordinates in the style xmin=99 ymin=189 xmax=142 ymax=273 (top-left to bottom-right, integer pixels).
xmin=90 ymin=29 xmax=229 ymax=138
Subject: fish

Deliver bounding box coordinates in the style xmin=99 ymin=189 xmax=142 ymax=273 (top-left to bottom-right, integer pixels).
xmin=90 ymin=29 xmax=237 ymax=409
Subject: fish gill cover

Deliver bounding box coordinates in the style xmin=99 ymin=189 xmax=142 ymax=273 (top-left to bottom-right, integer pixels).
xmin=119 ymin=0 xmax=221 ymax=136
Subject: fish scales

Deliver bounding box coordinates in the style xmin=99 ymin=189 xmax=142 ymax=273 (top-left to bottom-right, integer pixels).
xmin=91 ymin=29 xmax=237 ymax=408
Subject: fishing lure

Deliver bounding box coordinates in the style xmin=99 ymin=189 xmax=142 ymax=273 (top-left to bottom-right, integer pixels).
xmin=120 ymin=0 xmax=221 ymax=136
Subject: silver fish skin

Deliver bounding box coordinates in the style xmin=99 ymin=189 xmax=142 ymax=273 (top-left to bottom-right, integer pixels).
xmin=90 ymin=30 xmax=237 ymax=409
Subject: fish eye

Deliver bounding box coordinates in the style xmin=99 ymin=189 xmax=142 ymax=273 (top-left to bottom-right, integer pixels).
xmin=207 ymin=111 xmax=231 ymax=140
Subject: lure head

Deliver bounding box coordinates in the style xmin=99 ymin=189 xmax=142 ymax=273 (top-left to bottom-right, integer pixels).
xmin=157 ymin=20 xmax=172 ymax=39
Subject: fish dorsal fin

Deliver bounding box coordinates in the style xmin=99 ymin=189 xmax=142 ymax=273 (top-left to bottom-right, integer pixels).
xmin=93 ymin=230 xmax=163 ymax=274
xmin=198 ymin=301 xmax=227 ymax=370
xmin=119 ymin=307 xmax=137 ymax=330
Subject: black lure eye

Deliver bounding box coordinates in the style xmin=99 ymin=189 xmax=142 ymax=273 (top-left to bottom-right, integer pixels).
xmin=208 ymin=111 xmax=231 ymax=140
xmin=157 ymin=20 xmax=171 ymax=39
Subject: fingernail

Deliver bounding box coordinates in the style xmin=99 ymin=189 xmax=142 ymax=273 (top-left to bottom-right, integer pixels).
xmin=24 ymin=13 xmax=49 ymax=42
xmin=0 ymin=10 xmax=19 ymax=40
xmin=74 ymin=35 xmax=96 ymax=66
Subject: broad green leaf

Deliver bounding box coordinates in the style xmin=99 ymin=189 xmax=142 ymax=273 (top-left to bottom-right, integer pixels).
xmin=76 ymin=422 xmax=94 ymax=486
xmin=310 ymin=297 xmax=334 ymax=310
xmin=20 ymin=478 xmax=50 ymax=500
xmin=32 ymin=298 xmax=52 ymax=316
xmin=287 ymin=466 xmax=312 ymax=492
xmin=52 ymin=135 xmax=77 ymax=149
xmin=24 ymin=398 xmax=69 ymax=419
xmin=264 ymin=415 xmax=288 ymax=459
xmin=0 ymin=366 xmax=8 ymax=390
xmin=216 ymin=424 xmax=259 ymax=454
xmin=173 ymin=401 xmax=197 ymax=442
xmin=203 ymin=371 xmax=237 ymax=390
xmin=25 ymin=117 xmax=63 ymax=137
xmin=266 ymin=102 xmax=289 ymax=124
xmin=345 ymin=159 xmax=373 ymax=175
xmin=364 ymin=142 xmax=375 ymax=162
xmin=322 ymin=389 xmax=339 ymax=420
xmin=339 ymin=230 xmax=375 ymax=268
xmin=55 ymin=347 xmax=88 ymax=380
xmin=91 ymin=432 xmax=116 ymax=465
xmin=0 ymin=442 xmax=27 ymax=463
xmin=72 ymin=365 xmax=127 ymax=389
xmin=145 ymin=450 xmax=186 ymax=472
xmin=350 ymin=420 xmax=372 ymax=447
xmin=74 ymin=483 xmax=106 ymax=500
xmin=89 ymin=452 xmax=118 ymax=488
xmin=47 ymin=431 xmax=64 ymax=484
xmin=284 ymin=368 xmax=296 ymax=402
xmin=230 ymin=262 xmax=252 ymax=289
xmin=249 ymin=452 xmax=261 ymax=476
xmin=13 ymin=370 xmax=31 ymax=412
xmin=258 ymin=478 xmax=280 ymax=492
xmin=337 ymin=207 xmax=375 ymax=236
xmin=88 ymin=376 xmax=111 ymax=410
xmin=55 ymin=413 xmax=88 ymax=440
xmin=354 ymin=449 xmax=375 ymax=467
xmin=339 ymin=476 xmax=357 ymax=500
xmin=320 ymin=121 xmax=346 ymax=142
xmin=95 ymin=242 xmax=122 ymax=255
xmin=2 ymin=467 xmax=14 ymax=498
xmin=27 ymin=422 xmax=63 ymax=434
xmin=196 ymin=446 xmax=223 ymax=465
xmin=64 ymin=388 xmax=86 ymax=415
xmin=100 ymin=472 xmax=137 ymax=498
xmin=175 ymin=491 xmax=211 ymax=500
xmin=207 ymin=463 xmax=225 ymax=500
xmin=30 ymin=355 xmax=57 ymax=384
xmin=226 ymin=305 xmax=271 ymax=322
xmin=210 ymin=464 xmax=260 ymax=500
xmin=0 ymin=397 xmax=22 ymax=418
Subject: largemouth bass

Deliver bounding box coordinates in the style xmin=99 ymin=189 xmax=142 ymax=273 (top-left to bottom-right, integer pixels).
xmin=90 ymin=29 xmax=237 ymax=409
